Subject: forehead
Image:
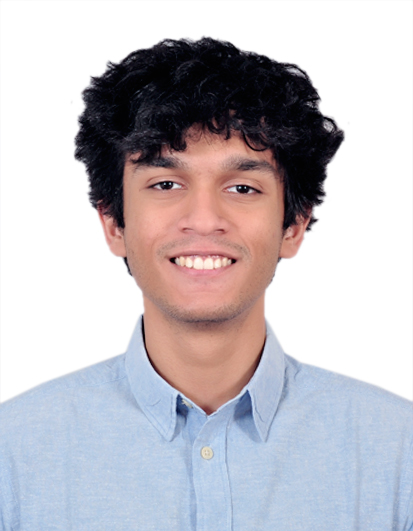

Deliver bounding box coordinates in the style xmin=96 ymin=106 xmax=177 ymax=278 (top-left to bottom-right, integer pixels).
xmin=127 ymin=129 xmax=279 ymax=178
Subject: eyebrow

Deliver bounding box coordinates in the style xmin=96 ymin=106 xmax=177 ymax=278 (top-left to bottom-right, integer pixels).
xmin=129 ymin=156 xmax=189 ymax=171
xmin=129 ymin=154 xmax=278 ymax=178
xmin=221 ymin=156 xmax=278 ymax=178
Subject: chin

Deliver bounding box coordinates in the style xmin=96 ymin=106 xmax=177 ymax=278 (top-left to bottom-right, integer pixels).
xmin=150 ymin=296 xmax=253 ymax=326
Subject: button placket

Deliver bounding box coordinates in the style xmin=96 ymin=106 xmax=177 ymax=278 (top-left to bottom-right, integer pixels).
xmin=192 ymin=410 xmax=233 ymax=531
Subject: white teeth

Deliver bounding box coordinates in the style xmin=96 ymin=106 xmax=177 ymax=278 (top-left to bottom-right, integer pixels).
xmin=193 ymin=257 xmax=204 ymax=270
xmin=173 ymin=255 xmax=234 ymax=270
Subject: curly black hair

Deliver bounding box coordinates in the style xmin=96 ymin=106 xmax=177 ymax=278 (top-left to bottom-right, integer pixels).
xmin=75 ymin=37 xmax=344 ymax=232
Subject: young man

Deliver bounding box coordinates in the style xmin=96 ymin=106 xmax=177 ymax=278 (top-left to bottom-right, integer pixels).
xmin=0 ymin=38 xmax=412 ymax=530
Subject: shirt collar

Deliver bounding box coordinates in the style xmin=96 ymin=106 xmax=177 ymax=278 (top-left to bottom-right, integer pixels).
xmin=125 ymin=316 xmax=286 ymax=442
xmin=245 ymin=323 xmax=286 ymax=441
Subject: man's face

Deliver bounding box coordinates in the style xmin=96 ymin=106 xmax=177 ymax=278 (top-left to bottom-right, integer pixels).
xmin=103 ymin=130 xmax=306 ymax=325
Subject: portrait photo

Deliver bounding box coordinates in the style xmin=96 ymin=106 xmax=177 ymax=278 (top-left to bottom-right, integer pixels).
xmin=1 ymin=2 xmax=412 ymax=529
xmin=1 ymin=0 xmax=411 ymax=402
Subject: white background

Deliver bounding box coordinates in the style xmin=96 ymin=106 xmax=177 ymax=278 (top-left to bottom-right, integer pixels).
xmin=0 ymin=0 xmax=412 ymax=402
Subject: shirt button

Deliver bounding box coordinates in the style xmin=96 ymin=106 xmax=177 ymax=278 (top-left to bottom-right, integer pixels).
xmin=200 ymin=446 xmax=214 ymax=460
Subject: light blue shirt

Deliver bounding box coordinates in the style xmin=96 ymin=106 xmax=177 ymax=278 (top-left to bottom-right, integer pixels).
xmin=1 ymin=317 xmax=412 ymax=530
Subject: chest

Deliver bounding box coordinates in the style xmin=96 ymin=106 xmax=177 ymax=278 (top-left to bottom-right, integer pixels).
xmin=12 ymin=413 xmax=401 ymax=531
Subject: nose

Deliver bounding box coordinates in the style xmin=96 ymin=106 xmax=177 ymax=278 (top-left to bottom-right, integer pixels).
xmin=177 ymin=187 xmax=229 ymax=236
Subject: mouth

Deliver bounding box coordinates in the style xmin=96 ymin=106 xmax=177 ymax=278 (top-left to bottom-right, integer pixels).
xmin=169 ymin=255 xmax=236 ymax=270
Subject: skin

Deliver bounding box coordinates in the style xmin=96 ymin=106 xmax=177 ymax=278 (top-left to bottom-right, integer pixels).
xmin=100 ymin=129 xmax=309 ymax=414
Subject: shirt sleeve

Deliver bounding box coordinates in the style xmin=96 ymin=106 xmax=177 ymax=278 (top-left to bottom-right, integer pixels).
xmin=0 ymin=456 xmax=19 ymax=531
xmin=405 ymin=487 xmax=413 ymax=531
xmin=402 ymin=433 xmax=413 ymax=531
xmin=0 ymin=484 xmax=15 ymax=530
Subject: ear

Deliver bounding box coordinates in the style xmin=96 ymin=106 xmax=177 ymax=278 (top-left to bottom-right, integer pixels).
xmin=98 ymin=208 xmax=127 ymax=258
xmin=279 ymin=215 xmax=311 ymax=259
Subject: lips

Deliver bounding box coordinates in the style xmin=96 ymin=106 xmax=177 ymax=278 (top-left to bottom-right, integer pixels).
xmin=172 ymin=255 xmax=234 ymax=270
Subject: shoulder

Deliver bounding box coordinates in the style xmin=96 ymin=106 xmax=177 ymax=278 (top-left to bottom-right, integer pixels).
xmin=283 ymin=354 xmax=413 ymax=432
xmin=280 ymin=355 xmax=413 ymax=527
xmin=0 ymin=354 xmax=128 ymax=432
xmin=0 ymin=355 xmax=131 ymax=524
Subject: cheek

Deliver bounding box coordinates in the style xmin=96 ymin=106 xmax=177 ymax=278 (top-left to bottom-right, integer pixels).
xmin=261 ymin=231 xmax=283 ymax=266
xmin=123 ymin=209 xmax=167 ymax=266
xmin=249 ymin=211 xmax=282 ymax=253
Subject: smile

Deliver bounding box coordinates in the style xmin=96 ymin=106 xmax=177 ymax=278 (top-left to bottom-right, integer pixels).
xmin=172 ymin=255 xmax=235 ymax=270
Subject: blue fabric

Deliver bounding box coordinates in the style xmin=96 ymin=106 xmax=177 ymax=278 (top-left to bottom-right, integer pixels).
xmin=1 ymin=316 xmax=412 ymax=530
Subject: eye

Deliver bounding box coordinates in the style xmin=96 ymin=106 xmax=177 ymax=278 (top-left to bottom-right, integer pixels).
xmin=227 ymin=184 xmax=259 ymax=194
xmin=151 ymin=181 xmax=182 ymax=191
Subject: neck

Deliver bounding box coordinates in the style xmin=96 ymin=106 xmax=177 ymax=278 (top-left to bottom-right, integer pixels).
xmin=142 ymin=300 xmax=266 ymax=415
